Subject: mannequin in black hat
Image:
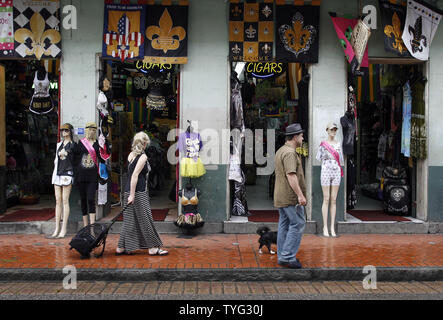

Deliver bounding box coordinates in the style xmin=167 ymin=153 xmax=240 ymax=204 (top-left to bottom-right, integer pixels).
xmin=274 ymin=123 xmax=307 ymax=269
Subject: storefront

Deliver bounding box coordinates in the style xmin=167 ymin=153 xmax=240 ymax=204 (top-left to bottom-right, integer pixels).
xmin=2 ymin=0 xmax=443 ymax=232
xmin=0 ymin=0 xmax=62 ymax=215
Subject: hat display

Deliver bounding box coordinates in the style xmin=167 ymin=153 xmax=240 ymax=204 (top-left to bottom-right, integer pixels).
xmin=285 ymin=123 xmax=304 ymax=136
xmin=326 ymin=122 xmax=338 ymax=130
xmin=86 ymin=122 xmax=98 ymax=129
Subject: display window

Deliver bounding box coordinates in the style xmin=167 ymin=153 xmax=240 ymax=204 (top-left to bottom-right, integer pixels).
xmin=2 ymin=60 xmax=60 ymax=210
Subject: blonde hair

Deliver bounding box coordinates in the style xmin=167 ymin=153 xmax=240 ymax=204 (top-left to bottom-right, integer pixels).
xmin=132 ymin=132 xmax=150 ymax=156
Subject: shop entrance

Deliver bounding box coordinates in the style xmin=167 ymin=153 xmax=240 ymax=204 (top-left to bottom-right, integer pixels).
xmin=345 ymin=60 xmax=427 ymax=222
xmin=229 ymin=62 xmax=310 ymax=221
xmin=2 ymin=60 xmax=60 ymax=214
xmin=100 ymin=60 xmax=179 ymax=219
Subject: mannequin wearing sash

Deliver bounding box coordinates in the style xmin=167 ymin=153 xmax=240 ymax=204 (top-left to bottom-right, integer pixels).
xmin=74 ymin=122 xmax=110 ymax=227
xmin=316 ymin=122 xmax=344 ymax=237
xmin=50 ymin=123 xmax=75 ymax=238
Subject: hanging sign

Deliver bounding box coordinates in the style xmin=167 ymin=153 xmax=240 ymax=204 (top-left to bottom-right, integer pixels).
xmin=379 ymin=0 xmax=411 ymax=57
xmin=0 ymin=0 xmax=14 ymax=57
xmin=144 ymin=3 xmax=189 ymax=64
xmin=329 ymin=13 xmax=369 ymax=74
xmin=275 ymin=3 xmax=320 ymax=63
xmin=13 ymin=0 xmax=62 ymax=60
xmin=229 ymin=0 xmax=274 ymax=62
xmin=402 ymin=0 xmax=442 ymax=61
xmin=245 ymin=62 xmax=285 ymax=78
xmin=103 ymin=4 xmax=146 ymax=62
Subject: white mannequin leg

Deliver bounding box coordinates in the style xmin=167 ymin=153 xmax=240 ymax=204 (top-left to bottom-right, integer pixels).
xmin=330 ymin=185 xmax=340 ymax=237
xmin=82 ymin=215 xmax=89 ymax=227
xmin=321 ymin=185 xmax=331 ymax=237
xmin=52 ymin=185 xmax=62 ymax=238
xmin=57 ymin=185 xmax=72 ymax=238
xmin=89 ymin=213 xmax=96 ymax=225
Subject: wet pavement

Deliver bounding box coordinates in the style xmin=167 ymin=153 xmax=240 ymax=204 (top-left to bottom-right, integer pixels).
xmin=0 ymin=234 xmax=442 ymax=270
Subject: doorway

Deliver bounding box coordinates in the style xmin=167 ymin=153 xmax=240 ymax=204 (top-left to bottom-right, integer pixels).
xmin=345 ymin=60 xmax=428 ymax=222
xmin=99 ymin=59 xmax=180 ymax=221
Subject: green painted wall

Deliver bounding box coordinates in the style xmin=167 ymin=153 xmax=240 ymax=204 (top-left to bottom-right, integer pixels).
xmin=428 ymin=166 xmax=443 ymax=222
xmin=188 ymin=166 xmax=228 ymax=223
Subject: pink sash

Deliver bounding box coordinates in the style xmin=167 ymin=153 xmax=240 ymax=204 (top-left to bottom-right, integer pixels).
xmin=81 ymin=138 xmax=98 ymax=168
xmin=321 ymin=141 xmax=344 ymax=177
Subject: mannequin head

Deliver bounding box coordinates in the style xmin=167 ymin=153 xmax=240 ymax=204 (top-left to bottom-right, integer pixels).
xmin=36 ymin=65 xmax=46 ymax=80
xmin=99 ymin=75 xmax=111 ymax=92
xmin=60 ymin=123 xmax=73 ymax=141
xmin=85 ymin=122 xmax=97 ymax=141
xmin=326 ymin=122 xmax=338 ymax=140
xmin=131 ymin=131 xmax=150 ymax=156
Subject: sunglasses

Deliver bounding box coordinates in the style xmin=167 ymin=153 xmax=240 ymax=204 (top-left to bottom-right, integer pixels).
xmin=60 ymin=129 xmax=70 ymax=132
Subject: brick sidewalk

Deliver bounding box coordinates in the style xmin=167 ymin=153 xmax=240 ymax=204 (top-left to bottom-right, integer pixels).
xmin=0 ymin=281 xmax=442 ymax=297
xmin=0 ymin=234 xmax=442 ymax=270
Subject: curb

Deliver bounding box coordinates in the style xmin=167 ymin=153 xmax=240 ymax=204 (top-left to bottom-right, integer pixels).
xmin=1 ymin=267 xmax=442 ymax=282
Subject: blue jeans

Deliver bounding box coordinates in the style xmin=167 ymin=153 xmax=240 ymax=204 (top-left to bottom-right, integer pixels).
xmin=277 ymin=205 xmax=306 ymax=263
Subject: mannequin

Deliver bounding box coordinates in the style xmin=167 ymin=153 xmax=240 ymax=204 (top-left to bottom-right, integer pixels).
xmin=29 ymin=66 xmax=53 ymax=115
xmin=146 ymin=70 xmax=167 ymax=111
xmin=97 ymin=75 xmax=114 ymax=149
xmin=175 ymin=181 xmax=204 ymax=230
xmin=50 ymin=123 xmax=75 ymax=238
xmin=74 ymin=122 xmax=108 ymax=227
xmin=316 ymin=122 xmax=344 ymax=237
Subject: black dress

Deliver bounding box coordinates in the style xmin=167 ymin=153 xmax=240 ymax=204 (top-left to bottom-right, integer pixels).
xmin=118 ymin=155 xmax=163 ymax=252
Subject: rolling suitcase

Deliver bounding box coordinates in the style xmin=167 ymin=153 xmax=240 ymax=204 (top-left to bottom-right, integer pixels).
xmin=69 ymin=204 xmax=129 ymax=259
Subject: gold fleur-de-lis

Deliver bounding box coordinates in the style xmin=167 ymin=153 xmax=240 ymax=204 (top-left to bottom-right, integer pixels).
xmin=231 ymin=5 xmax=242 ymax=17
xmin=14 ymin=12 xmax=61 ymax=60
xmin=146 ymin=8 xmax=186 ymax=54
xmin=232 ymin=44 xmax=241 ymax=54
xmin=279 ymin=12 xmax=316 ymax=57
xmin=384 ymin=12 xmax=406 ymax=54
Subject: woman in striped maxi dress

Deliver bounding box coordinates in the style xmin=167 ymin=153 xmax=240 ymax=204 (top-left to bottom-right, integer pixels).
xmin=116 ymin=132 xmax=168 ymax=256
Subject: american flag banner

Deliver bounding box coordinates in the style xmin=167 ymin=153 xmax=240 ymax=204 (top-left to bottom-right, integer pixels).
xmin=103 ymin=3 xmax=146 ymax=62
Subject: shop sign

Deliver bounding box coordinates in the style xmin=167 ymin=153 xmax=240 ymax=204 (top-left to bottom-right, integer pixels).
xmin=245 ymin=62 xmax=285 ymax=78
xmin=135 ymin=61 xmax=173 ymax=73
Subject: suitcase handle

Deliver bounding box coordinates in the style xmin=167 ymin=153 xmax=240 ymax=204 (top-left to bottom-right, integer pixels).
xmin=110 ymin=203 xmax=132 ymax=224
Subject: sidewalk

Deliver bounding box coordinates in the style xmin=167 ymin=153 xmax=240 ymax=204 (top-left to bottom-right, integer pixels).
xmin=0 ymin=234 xmax=442 ymax=282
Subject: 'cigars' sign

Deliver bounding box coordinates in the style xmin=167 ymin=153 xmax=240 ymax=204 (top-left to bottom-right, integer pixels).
xmin=246 ymin=62 xmax=285 ymax=78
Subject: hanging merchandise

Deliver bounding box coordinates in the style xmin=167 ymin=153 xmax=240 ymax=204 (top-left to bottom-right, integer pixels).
xmin=229 ymin=0 xmax=274 ymax=62
xmin=329 ymin=13 xmax=370 ymax=74
xmin=29 ymin=67 xmax=54 ymax=115
xmin=178 ymin=129 xmax=206 ymax=178
xmin=102 ymin=3 xmax=146 ymax=62
xmin=379 ymin=0 xmax=411 ymax=57
xmin=13 ymin=0 xmax=62 ymax=60
xmin=410 ymin=77 xmax=427 ymax=159
xmin=401 ymin=81 xmax=412 ymax=157
xmin=402 ymin=0 xmax=442 ymax=61
xmin=0 ymin=0 xmax=14 ymax=57
xmin=275 ymin=1 xmax=320 ymax=63
xmin=145 ymin=3 xmax=188 ymax=64
xmin=175 ymin=186 xmax=205 ymax=230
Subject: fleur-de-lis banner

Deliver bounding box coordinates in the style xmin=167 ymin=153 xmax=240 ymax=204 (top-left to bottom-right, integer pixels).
xmin=144 ymin=3 xmax=188 ymax=64
xmin=229 ymin=0 xmax=274 ymax=62
xmin=330 ymin=13 xmax=369 ymax=75
xmin=401 ymin=0 xmax=442 ymax=61
xmin=103 ymin=4 xmax=146 ymax=62
xmin=379 ymin=0 xmax=411 ymax=57
xmin=13 ymin=0 xmax=61 ymax=60
xmin=275 ymin=2 xmax=320 ymax=63
xmin=0 ymin=0 xmax=14 ymax=57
